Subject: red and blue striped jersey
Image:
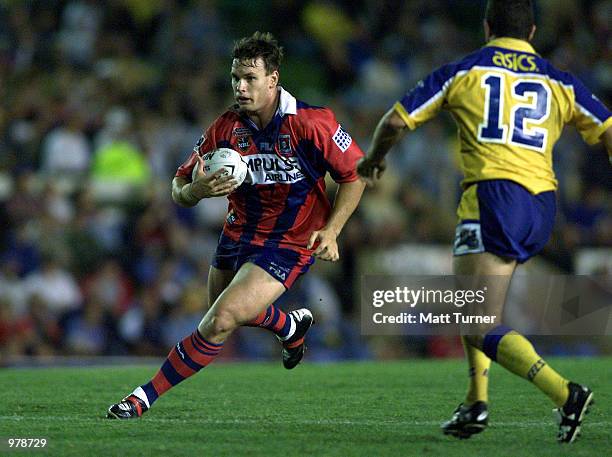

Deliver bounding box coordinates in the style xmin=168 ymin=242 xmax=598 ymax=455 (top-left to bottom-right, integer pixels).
xmin=176 ymin=88 xmax=364 ymax=255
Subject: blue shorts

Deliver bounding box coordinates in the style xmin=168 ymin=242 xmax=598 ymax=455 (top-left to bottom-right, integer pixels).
xmin=454 ymin=180 xmax=556 ymax=263
xmin=212 ymin=234 xmax=314 ymax=288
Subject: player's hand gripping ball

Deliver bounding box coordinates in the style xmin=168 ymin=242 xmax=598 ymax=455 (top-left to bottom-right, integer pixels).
xmin=195 ymin=148 xmax=248 ymax=187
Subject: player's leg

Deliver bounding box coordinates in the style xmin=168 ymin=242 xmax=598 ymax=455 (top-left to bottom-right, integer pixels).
xmin=442 ymin=337 xmax=491 ymax=438
xmin=197 ymin=262 xmax=287 ymax=340
xmin=203 ymin=265 xmax=300 ymax=349
xmin=454 ymin=253 xmax=592 ymax=443
xmin=212 ymin=236 xmax=313 ymax=362
xmin=243 ymin=302 xmax=296 ymax=340
xmin=461 ymin=336 xmax=490 ymax=406
xmin=209 ymin=251 xmax=299 ymax=340
xmin=457 ymin=253 xmax=571 ymax=407
xmin=207 ymin=265 xmax=236 ymax=306
xmin=243 ymin=304 xmax=315 ymax=369
xmin=446 ymin=181 xmax=592 ymax=442
xmin=242 ymin=248 xmax=315 ymax=369
xmin=207 ymin=263 xmax=306 ymax=344
xmin=107 ymin=262 xmax=286 ymax=419
xmin=213 ymin=264 xmax=313 ymax=368
xmin=453 ymin=252 xmax=504 ymax=408
xmin=443 ymin=252 xmax=512 ymax=438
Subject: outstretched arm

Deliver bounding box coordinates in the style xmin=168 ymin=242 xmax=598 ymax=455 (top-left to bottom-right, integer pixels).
xmin=603 ymin=126 xmax=612 ymax=163
xmin=307 ymin=179 xmax=366 ymax=261
xmin=357 ymin=108 xmax=408 ymax=185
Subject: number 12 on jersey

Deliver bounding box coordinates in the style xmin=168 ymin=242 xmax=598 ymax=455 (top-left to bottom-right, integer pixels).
xmin=478 ymin=72 xmax=551 ymax=152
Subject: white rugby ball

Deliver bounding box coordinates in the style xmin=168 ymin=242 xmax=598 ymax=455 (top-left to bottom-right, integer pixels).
xmin=197 ymin=148 xmax=248 ymax=187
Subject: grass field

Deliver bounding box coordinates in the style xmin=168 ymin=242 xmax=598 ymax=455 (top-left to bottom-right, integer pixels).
xmin=0 ymin=358 xmax=609 ymax=456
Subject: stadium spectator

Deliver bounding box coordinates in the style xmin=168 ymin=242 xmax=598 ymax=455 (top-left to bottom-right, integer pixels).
xmin=118 ymin=288 xmax=165 ymax=356
xmin=63 ymin=297 xmax=110 ymax=355
xmin=23 ymin=256 xmax=82 ymax=316
xmin=90 ymin=112 xmax=151 ymax=202
xmin=40 ymin=110 xmax=91 ymax=177
xmin=57 ymin=0 xmax=102 ymax=67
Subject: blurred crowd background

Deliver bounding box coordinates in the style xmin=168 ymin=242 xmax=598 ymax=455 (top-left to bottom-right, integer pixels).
xmin=1 ymin=0 xmax=610 ymax=365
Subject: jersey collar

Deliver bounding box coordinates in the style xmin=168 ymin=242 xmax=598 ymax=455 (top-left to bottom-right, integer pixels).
xmin=237 ymin=87 xmax=297 ymax=133
xmin=485 ymin=37 xmax=537 ymax=54
xmin=277 ymin=86 xmax=297 ymax=116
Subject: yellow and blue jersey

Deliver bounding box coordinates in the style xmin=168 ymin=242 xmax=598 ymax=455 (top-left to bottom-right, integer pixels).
xmin=394 ymin=37 xmax=612 ymax=195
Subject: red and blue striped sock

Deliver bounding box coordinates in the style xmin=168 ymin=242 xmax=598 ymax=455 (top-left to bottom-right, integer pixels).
xmin=137 ymin=330 xmax=223 ymax=406
xmin=245 ymin=304 xmax=295 ymax=341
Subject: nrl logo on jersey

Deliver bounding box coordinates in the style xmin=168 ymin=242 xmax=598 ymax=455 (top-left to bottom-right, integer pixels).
xmin=245 ymin=153 xmax=305 ymax=184
xmin=237 ymin=136 xmax=250 ymax=151
xmin=232 ymin=128 xmax=252 ymax=151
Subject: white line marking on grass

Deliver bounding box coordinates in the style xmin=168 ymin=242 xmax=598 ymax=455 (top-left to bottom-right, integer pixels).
xmin=0 ymin=416 xmax=607 ymax=429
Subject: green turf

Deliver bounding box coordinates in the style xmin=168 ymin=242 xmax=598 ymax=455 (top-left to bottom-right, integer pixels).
xmin=0 ymin=358 xmax=609 ymax=456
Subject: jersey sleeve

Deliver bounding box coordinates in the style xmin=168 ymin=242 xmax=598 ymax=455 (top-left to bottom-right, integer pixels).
xmin=567 ymin=74 xmax=612 ymax=145
xmin=394 ymin=63 xmax=457 ymax=130
xmin=174 ymin=125 xmax=217 ymax=179
xmin=311 ymin=109 xmax=365 ymax=183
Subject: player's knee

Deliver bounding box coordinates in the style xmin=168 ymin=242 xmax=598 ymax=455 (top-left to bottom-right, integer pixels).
xmin=463 ymin=334 xmax=484 ymax=349
xmin=211 ymin=311 xmax=238 ymax=335
xmin=200 ymin=310 xmax=238 ymax=338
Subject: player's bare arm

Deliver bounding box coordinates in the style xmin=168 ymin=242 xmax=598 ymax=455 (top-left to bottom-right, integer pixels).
xmin=603 ymin=125 xmax=612 ymax=161
xmin=171 ymin=156 xmax=238 ymax=207
xmin=308 ymin=179 xmax=365 ymax=261
xmin=357 ymin=108 xmax=407 ymax=185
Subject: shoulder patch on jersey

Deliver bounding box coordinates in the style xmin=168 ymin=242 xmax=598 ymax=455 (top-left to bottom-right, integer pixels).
xmin=332 ymin=125 xmax=352 ymax=152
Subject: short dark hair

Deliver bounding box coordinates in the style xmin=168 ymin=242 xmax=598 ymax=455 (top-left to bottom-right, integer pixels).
xmin=485 ymin=0 xmax=535 ymax=40
xmin=232 ymin=31 xmax=284 ymax=74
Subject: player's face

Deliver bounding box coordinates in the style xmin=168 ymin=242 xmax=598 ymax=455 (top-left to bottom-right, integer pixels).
xmin=231 ymin=57 xmax=279 ymax=113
